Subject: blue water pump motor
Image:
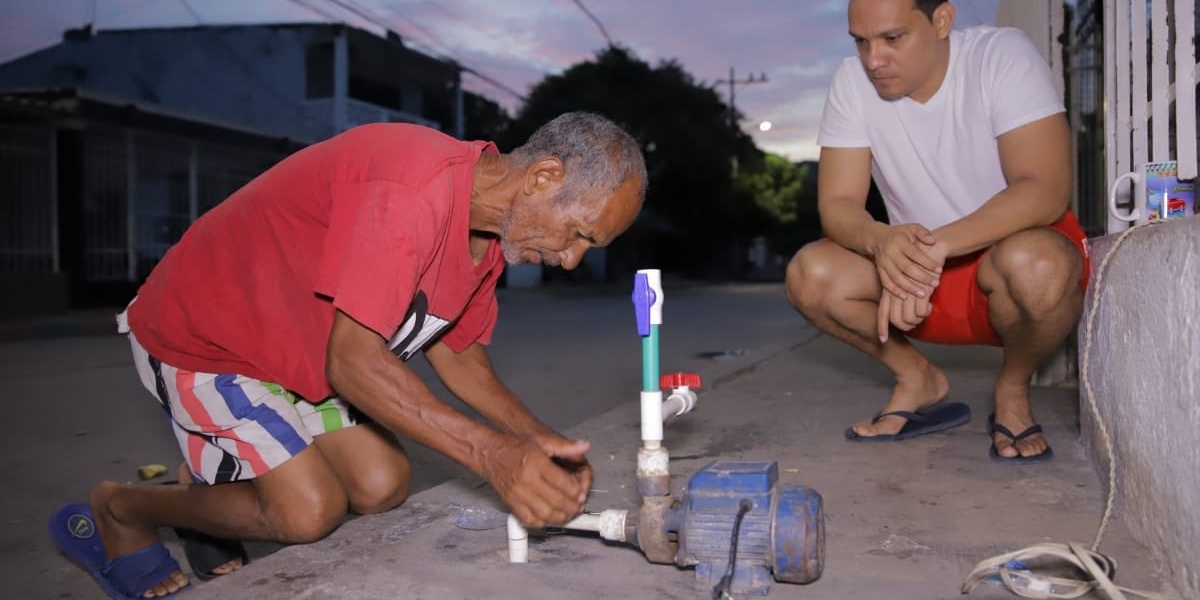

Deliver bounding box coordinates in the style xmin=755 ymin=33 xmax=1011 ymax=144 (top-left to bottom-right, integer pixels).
xmin=674 ymin=461 xmax=824 ymax=596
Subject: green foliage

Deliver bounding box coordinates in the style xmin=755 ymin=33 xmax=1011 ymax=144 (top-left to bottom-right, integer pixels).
xmin=503 ymin=45 xmax=820 ymax=277
xmin=462 ymin=91 xmax=512 ymax=142
xmin=503 ymin=47 xmax=771 ymax=274
xmin=735 ymin=156 xmax=821 ymax=255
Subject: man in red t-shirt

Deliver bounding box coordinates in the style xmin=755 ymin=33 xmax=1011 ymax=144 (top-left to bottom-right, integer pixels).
xmin=50 ymin=112 xmax=646 ymax=599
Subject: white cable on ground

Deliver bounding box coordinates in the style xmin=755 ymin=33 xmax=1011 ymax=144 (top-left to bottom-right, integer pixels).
xmin=961 ymin=222 xmax=1183 ymax=600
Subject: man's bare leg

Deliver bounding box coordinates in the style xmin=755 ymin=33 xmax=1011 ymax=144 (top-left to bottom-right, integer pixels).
xmin=88 ymin=421 xmax=412 ymax=597
xmin=88 ymin=445 xmax=349 ymax=597
xmin=314 ymin=421 xmax=412 ymax=515
xmin=978 ymin=229 xmax=1084 ymax=458
xmin=786 ymin=239 xmax=949 ymax=437
xmin=175 ymin=464 xmax=243 ymax=578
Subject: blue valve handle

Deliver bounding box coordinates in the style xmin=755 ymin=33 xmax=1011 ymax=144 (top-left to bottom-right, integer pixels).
xmin=632 ymin=273 xmax=656 ymax=337
xmin=632 ymin=272 xmax=659 ymax=392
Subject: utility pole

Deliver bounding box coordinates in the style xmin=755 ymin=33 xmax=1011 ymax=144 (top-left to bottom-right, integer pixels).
xmin=715 ymin=67 xmax=768 ymax=132
xmin=715 ymin=67 xmax=768 ymax=177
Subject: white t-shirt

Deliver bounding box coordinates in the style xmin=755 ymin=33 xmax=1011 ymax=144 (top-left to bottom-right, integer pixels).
xmin=817 ymin=26 xmax=1065 ymax=230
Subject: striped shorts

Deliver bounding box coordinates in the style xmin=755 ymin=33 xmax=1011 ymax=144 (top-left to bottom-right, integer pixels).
xmin=124 ymin=329 xmax=361 ymax=484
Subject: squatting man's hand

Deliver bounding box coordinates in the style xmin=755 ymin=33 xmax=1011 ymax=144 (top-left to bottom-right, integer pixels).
xmin=874 ymin=226 xmax=949 ymax=342
xmin=480 ymin=433 xmax=594 ymax=529
xmin=869 ymin=223 xmax=943 ymax=300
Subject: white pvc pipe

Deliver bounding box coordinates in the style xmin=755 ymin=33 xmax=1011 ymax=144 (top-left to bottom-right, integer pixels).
xmin=564 ymin=513 xmax=602 ymax=531
xmin=561 ymin=509 xmax=629 ymax=542
xmin=661 ymin=389 xmax=697 ymax=420
xmin=507 ymin=514 xmax=528 ymax=563
xmin=640 ymin=390 xmax=663 ymax=446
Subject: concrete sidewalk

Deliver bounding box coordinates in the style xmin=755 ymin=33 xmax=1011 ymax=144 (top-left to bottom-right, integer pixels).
xmin=179 ymin=336 xmax=1174 ymax=600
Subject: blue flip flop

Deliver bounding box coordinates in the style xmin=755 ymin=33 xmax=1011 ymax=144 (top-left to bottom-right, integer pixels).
xmin=49 ymin=503 xmax=187 ymax=600
xmin=987 ymin=413 xmax=1054 ymax=463
xmin=844 ymin=401 xmax=972 ymax=442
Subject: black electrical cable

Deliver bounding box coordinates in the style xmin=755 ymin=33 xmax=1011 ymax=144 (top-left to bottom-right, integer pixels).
xmin=713 ymin=498 xmax=754 ymax=600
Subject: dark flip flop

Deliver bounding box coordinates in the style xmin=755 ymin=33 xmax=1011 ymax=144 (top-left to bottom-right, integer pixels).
xmin=844 ymin=401 xmax=972 ymax=442
xmin=174 ymin=527 xmax=248 ymax=581
xmin=987 ymin=413 xmax=1054 ymax=463
xmin=159 ymin=480 xmax=249 ymax=580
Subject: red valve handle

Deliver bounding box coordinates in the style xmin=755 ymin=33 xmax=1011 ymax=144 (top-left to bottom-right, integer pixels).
xmin=660 ymin=372 xmax=702 ymax=389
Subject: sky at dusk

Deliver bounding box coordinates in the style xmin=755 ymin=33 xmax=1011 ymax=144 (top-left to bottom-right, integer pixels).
xmin=0 ymin=0 xmax=998 ymax=160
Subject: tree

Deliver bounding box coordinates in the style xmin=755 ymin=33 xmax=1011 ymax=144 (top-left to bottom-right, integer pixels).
xmin=462 ymin=91 xmax=512 ymax=143
xmin=735 ymin=155 xmax=821 ymax=256
xmin=501 ymin=45 xmax=767 ymax=279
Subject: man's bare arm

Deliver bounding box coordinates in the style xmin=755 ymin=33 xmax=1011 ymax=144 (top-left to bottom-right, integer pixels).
xmin=325 ymin=310 xmax=585 ymax=526
xmin=933 ymin=113 xmax=1072 ymax=257
xmin=424 ymin=341 xmax=554 ymax=438
xmin=820 ymin=146 xmax=942 ymax=299
xmin=817 ymin=146 xmax=884 ymax=254
xmin=325 ymin=311 xmax=503 ymax=474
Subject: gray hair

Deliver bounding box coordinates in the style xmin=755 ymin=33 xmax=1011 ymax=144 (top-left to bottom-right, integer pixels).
xmin=510 ymin=112 xmax=647 ymax=208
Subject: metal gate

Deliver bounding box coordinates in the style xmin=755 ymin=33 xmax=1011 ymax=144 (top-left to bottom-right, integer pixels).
xmin=80 ymin=128 xmax=285 ymax=283
xmin=0 ymin=124 xmax=56 ymax=273
xmin=1067 ymin=0 xmax=1110 ymax=237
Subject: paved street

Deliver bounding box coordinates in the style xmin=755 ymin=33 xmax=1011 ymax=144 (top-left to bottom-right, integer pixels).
xmin=3 ymin=282 xmax=813 ymax=598
xmin=1 ymin=283 xmax=1176 ymax=599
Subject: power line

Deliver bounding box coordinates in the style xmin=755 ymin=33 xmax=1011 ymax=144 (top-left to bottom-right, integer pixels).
xmin=281 ymin=0 xmax=344 ymax=23
xmin=176 ymin=0 xmax=334 ymax=133
xmin=304 ymin=0 xmax=529 ymax=102
xmin=416 ymin=1 xmax=504 ymax=41
xmin=317 ymin=0 xmax=381 ymax=28
xmin=714 ymin=67 xmax=769 ymax=132
xmin=374 ymin=3 xmax=467 ymax=60
xmin=566 ymin=0 xmax=614 ymax=47
xmin=459 ymin=66 xmax=528 ymax=103
xmin=0 ymin=0 xmax=169 ymax=64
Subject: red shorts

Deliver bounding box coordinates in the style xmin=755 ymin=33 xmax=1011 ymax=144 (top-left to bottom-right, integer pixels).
xmin=906 ymin=212 xmax=1090 ymax=347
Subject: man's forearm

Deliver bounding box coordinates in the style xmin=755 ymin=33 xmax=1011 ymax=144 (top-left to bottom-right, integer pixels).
xmin=426 ymin=342 xmax=555 ymax=438
xmin=936 ymin=113 xmax=1073 ymax=257
xmin=327 ymin=344 xmax=503 ymax=475
xmin=820 ymin=197 xmax=887 ymax=255
xmin=934 ymin=178 xmax=1068 ymax=257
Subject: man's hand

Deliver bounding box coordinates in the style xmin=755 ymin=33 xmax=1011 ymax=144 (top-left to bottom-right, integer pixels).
xmin=877 ymin=291 xmax=933 ymax=343
xmin=868 ymin=224 xmax=943 ymax=300
xmin=480 ymin=433 xmax=593 ymax=529
xmin=876 ymin=239 xmax=948 ymax=343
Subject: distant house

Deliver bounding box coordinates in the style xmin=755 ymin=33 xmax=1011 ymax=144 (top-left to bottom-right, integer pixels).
xmin=0 ymin=23 xmax=470 ymax=313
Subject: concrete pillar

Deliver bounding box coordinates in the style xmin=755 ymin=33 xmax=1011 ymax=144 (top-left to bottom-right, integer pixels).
xmin=1080 ymin=218 xmax=1200 ymax=598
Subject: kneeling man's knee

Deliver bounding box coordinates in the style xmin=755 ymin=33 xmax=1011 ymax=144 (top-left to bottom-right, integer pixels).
xmin=347 ymin=466 xmax=411 ymax=516
xmin=268 ymin=489 xmax=348 ymax=544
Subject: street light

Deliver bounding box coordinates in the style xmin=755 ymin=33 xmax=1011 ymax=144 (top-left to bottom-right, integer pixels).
xmin=714 ymin=67 xmax=769 ymax=132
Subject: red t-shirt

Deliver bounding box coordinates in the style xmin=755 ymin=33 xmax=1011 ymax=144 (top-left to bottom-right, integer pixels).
xmin=128 ymin=124 xmax=505 ymax=401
